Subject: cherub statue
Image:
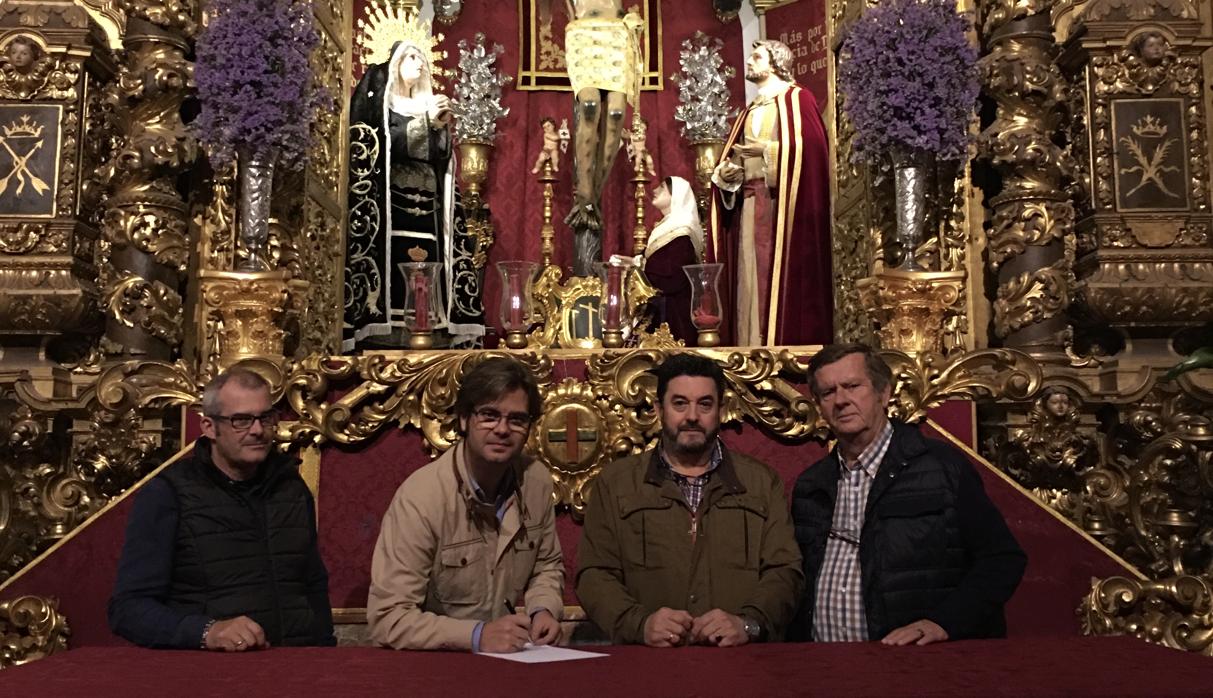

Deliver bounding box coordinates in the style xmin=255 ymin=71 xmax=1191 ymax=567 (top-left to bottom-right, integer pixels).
xmin=1132 ymin=31 xmax=1169 ymax=67
xmin=3 ymin=36 xmax=41 ymax=76
xmin=531 ymin=117 xmax=566 ymax=174
xmin=624 ymin=116 xmax=656 ymax=177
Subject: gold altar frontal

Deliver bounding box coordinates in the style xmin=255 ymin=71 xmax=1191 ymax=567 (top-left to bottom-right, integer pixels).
xmin=2 ymin=0 xmax=1213 ymax=673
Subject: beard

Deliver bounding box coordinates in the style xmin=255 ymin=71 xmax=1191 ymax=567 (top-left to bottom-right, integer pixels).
xmin=663 ymin=421 xmax=720 ymax=458
xmin=745 ymin=66 xmax=770 ymax=82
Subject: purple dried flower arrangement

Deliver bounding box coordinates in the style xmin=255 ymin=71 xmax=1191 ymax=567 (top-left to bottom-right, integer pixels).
xmin=194 ymin=0 xmax=331 ymax=169
xmin=838 ymin=0 xmax=979 ymax=163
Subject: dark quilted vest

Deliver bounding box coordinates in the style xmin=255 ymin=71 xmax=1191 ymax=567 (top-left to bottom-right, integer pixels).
xmin=159 ymin=440 xmax=322 ymax=646
xmin=791 ymin=421 xmax=1001 ymax=640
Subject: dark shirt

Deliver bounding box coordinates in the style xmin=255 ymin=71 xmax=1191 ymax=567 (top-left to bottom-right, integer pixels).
xmin=108 ymin=466 xmax=334 ymax=648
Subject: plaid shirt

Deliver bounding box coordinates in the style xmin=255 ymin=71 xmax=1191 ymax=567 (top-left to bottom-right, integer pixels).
xmin=660 ymin=439 xmax=723 ymax=513
xmin=813 ymin=421 xmax=894 ymax=642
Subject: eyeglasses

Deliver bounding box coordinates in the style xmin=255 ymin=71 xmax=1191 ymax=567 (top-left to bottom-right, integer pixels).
xmin=208 ymin=410 xmax=280 ymax=432
xmin=471 ymin=407 xmax=532 ymax=432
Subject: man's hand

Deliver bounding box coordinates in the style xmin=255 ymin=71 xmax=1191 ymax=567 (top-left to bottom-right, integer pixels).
xmin=480 ymin=614 xmax=531 ymax=653
xmin=643 ymin=607 xmax=694 ymax=647
xmin=731 ymin=141 xmax=767 ymax=159
xmin=205 ymin=616 xmax=268 ymax=652
xmin=880 ymin=619 xmax=948 ymax=646
xmin=529 ymin=609 xmax=561 ymax=646
xmin=717 ymin=161 xmax=745 ymax=185
xmin=691 ymin=609 xmax=748 ymax=647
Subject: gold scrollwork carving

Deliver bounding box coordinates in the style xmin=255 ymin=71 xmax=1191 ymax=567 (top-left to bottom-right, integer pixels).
xmin=103 ymin=271 xmax=184 ymax=345
xmin=1062 ymin=384 xmax=1213 ymax=578
xmin=115 ymin=0 xmax=197 ymax=36
xmin=882 ymin=349 xmax=1043 ymax=423
xmin=282 ymin=353 xmax=554 ymax=451
xmin=588 ymin=349 xmax=826 ymax=443
xmin=93 ymin=359 xmax=199 ymax=413
xmin=993 ymin=258 xmax=1072 ymax=339
xmin=1080 ymin=0 xmax=1198 ymax=23
xmin=981 ymin=0 xmax=1054 ymax=35
xmin=527 ymin=266 xmax=658 ymax=350
xmin=0 ymin=223 xmax=62 ymax=255
xmin=1081 ymin=575 xmax=1213 ymax=655
xmin=0 ymin=595 xmax=69 ymax=668
xmin=0 ymin=48 xmax=81 ymax=101
xmin=103 ymin=199 xmax=189 ymax=272
xmin=1076 ymin=253 xmax=1213 ymax=325
xmin=988 ymin=198 xmax=1074 ymax=271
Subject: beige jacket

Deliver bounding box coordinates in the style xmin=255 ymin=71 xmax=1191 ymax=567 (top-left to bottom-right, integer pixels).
xmin=367 ymin=445 xmax=564 ymax=650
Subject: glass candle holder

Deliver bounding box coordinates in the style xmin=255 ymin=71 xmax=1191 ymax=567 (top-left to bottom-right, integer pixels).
xmin=684 ymin=263 xmax=724 ymax=347
xmin=397 ymin=261 xmax=442 ymax=348
xmin=496 ymin=260 xmax=539 ymax=348
xmin=594 ymin=258 xmax=637 ymax=348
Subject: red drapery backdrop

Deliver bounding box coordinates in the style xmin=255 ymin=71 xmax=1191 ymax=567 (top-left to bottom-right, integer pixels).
xmin=765 ymin=0 xmax=829 ymax=105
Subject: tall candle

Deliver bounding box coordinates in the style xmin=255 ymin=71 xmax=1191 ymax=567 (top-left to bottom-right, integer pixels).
xmin=413 ymin=270 xmax=430 ymax=332
xmin=605 ymin=266 xmax=623 ymax=328
xmin=508 ymin=271 xmax=524 ymax=328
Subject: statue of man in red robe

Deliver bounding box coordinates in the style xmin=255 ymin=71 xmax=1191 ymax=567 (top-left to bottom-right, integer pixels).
xmin=708 ymin=40 xmax=833 ymax=346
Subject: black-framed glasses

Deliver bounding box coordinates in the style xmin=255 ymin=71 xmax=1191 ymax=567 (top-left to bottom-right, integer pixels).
xmin=472 ymin=407 xmax=532 ymax=432
xmin=208 ymin=410 xmax=280 ymax=432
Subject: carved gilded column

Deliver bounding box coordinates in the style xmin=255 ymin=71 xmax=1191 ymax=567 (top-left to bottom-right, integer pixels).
xmin=96 ymin=7 xmax=196 ymax=360
xmin=977 ymin=1 xmax=1074 ymax=360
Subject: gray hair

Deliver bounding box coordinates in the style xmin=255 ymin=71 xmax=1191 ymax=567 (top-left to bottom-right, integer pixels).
xmin=754 ymin=40 xmax=795 ymax=83
xmin=806 ymin=343 xmax=893 ymax=399
xmin=201 ymin=368 xmax=270 ymax=416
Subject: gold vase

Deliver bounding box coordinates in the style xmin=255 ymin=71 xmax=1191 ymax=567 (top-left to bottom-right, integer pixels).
xmin=690 ymin=139 xmax=725 ymax=215
xmin=457 ymin=139 xmax=493 ymax=209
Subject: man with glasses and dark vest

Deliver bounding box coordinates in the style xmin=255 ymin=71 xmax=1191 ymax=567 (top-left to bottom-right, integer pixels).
xmin=109 ymin=368 xmax=335 ymax=650
xmin=368 ymin=356 xmax=564 ymax=652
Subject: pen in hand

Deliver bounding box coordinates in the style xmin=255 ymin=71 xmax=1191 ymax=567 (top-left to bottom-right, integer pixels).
xmin=504 ymin=599 xmax=517 ymax=616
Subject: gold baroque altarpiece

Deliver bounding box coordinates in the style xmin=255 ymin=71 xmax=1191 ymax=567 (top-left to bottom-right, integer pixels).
xmin=0 ymin=0 xmax=1211 ymax=665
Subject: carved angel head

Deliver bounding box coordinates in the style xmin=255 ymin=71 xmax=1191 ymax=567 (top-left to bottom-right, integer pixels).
xmin=3 ymin=35 xmax=43 ymax=76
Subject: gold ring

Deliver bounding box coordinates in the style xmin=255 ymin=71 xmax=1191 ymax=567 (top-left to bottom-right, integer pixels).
xmin=236 ymin=640 xmax=245 ymax=646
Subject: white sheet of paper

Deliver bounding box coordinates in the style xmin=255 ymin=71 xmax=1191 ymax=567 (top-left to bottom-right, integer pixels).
xmin=480 ymin=644 xmax=608 ymax=664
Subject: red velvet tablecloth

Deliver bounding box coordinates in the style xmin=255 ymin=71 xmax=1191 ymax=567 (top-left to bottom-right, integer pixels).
xmin=2 ymin=638 xmax=1210 ymax=696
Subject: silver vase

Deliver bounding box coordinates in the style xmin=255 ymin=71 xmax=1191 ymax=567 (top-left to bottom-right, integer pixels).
xmin=890 ymin=150 xmax=932 ymax=271
xmin=237 ymin=145 xmax=277 ymax=272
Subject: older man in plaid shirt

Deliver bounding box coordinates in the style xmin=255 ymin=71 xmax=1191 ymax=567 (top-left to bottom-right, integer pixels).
xmin=789 ymin=344 xmax=1026 ymax=645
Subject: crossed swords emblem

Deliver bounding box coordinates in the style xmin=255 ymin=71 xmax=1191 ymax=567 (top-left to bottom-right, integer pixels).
xmin=0 ymin=115 xmax=50 ymax=198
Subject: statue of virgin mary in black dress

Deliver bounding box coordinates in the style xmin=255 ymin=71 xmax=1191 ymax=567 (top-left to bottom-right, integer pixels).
xmin=344 ymin=39 xmax=484 ymax=350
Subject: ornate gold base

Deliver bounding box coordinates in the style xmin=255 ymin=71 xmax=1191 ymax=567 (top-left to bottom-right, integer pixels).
xmin=504 ymin=330 xmax=528 ymax=349
xmin=856 ymin=269 xmax=967 ymax=354
xmin=602 ymin=329 xmax=624 ymax=348
xmin=198 ymin=269 xmax=307 ymax=369
xmin=697 ymin=328 xmax=721 ymax=347
xmin=408 ymin=331 xmax=434 ymax=350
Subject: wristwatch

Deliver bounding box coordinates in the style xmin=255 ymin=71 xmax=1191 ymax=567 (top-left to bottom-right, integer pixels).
xmin=741 ymin=616 xmax=762 ymax=642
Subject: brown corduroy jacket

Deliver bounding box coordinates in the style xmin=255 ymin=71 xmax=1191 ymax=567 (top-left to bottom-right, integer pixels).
xmin=575 ymin=443 xmax=804 ymax=644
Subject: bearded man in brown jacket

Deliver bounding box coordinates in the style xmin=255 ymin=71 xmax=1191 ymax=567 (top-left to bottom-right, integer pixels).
xmin=576 ymin=353 xmax=803 ymax=646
